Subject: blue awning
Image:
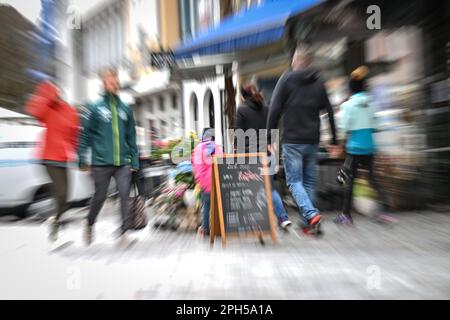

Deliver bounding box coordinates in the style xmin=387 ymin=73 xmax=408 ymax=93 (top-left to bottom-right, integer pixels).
xmin=174 ymin=0 xmax=323 ymax=59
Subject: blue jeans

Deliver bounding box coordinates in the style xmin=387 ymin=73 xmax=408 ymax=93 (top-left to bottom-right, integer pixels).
xmin=268 ymin=153 xmax=289 ymax=222
xmin=282 ymin=144 xmax=319 ymax=221
xmin=201 ymin=191 xmax=211 ymax=232
xmin=271 ymin=176 xmax=289 ymax=221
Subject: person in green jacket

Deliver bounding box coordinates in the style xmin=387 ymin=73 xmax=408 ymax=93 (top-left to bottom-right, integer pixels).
xmin=78 ymin=67 xmax=139 ymax=247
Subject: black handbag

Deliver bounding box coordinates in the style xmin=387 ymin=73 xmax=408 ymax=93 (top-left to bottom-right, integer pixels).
xmin=336 ymin=156 xmax=353 ymax=186
xmin=130 ymin=175 xmax=147 ymax=230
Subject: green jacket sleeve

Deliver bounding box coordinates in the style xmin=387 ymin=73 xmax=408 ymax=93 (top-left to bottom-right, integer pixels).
xmin=127 ymin=108 xmax=140 ymax=170
xmin=77 ymin=104 xmax=95 ymax=167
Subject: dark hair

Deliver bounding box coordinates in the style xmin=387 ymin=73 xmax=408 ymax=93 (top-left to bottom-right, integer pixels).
xmin=241 ymin=83 xmax=264 ymax=107
xmin=241 ymin=86 xmax=252 ymax=100
xmin=349 ymin=66 xmax=369 ymax=94
xmin=349 ymin=78 xmax=366 ymax=94
xmin=202 ymin=128 xmax=215 ymax=142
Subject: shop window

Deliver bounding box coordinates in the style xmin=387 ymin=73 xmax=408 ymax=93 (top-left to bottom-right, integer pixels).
xmin=172 ymin=94 xmax=178 ymax=109
xmin=159 ymin=96 xmax=165 ymax=112
xmin=148 ymin=100 xmax=154 ymax=113
xmin=161 ymin=120 xmax=168 ymax=138
xmin=149 ymin=119 xmax=158 ymax=141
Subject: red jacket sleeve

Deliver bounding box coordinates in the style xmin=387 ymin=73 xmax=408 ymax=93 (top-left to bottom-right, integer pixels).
xmin=25 ymin=81 xmax=59 ymax=123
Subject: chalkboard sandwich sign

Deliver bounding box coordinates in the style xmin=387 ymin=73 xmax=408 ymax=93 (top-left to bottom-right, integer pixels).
xmin=210 ymin=153 xmax=277 ymax=247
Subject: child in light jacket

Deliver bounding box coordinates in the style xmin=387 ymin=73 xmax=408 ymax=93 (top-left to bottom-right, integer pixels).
xmin=334 ymin=66 xmax=396 ymax=225
xmin=192 ymin=128 xmax=223 ymax=236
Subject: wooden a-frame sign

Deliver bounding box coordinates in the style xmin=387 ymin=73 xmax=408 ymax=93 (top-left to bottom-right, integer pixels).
xmin=209 ymin=153 xmax=277 ymax=247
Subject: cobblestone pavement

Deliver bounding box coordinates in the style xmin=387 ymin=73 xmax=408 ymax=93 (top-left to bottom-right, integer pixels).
xmin=1 ymin=200 xmax=450 ymax=299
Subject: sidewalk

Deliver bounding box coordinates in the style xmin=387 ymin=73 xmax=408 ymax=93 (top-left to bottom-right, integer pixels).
xmin=1 ymin=201 xmax=450 ymax=299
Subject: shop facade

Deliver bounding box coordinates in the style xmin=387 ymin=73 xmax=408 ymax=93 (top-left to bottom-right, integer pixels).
xmin=285 ymin=0 xmax=449 ymax=209
xmin=174 ymin=0 xmax=449 ymax=210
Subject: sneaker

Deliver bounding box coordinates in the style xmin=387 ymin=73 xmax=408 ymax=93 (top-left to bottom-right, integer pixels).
xmin=375 ymin=214 xmax=398 ymax=224
xmin=302 ymin=225 xmax=324 ymax=237
xmin=118 ymin=232 xmax=129 ymax=249
xmin=278 ymin=217 xmax=292 ymax=230
xmin=48 ymin=221 xmax=59 ymax=242
xmin=197 ymin=226 xmax=209 ymax=238
xmin=84 ymin=224 xmax=93 ymax=246
xmin=118 ymin=231 xmax=137 ymax=249
xmin=302 ymin=227 xmax=314 ymax=237
xmin=309 ymin=214 xmax=322 ymax=227
xmin=333 ymin=213 xmax=353 ymax=226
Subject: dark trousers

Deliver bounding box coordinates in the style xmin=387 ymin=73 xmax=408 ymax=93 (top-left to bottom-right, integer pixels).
xmin=44 ymin=165 xmax=69 ymax=222
xmin=201 ymin=191 xmax=211 ymax=233
xmin=342 ymin=154 xmax=388 ymax=216
xmin=134 ymin=170 xmax=147 ymax=198
xmin=88 ymin=166 xmax=132 ymax=234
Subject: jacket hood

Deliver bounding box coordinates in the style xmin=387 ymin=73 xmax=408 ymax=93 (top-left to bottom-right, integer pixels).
xmin=287 ymin=68 xmax=320 ymax=85
xmin=350 ymin=92 xmax=370 ymax=108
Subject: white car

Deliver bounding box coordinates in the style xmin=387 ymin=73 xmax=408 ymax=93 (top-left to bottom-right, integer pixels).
xmin=0 ymin=124 xmax=96 ymax=219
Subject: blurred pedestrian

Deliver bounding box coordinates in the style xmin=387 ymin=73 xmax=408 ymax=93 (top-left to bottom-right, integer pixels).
xmin=78 ymin=67 xmax=139 ymax=247
xmin=334 ymin=66 xmax=396 ymax=225
xmin=234 ymin=83 xmax=292 ymax=230
xmin=25 ymin=81 xmax=80 ymax=242
xmin=267 ymin=45 xmax=338 ymax=235
xmin=192 ymin=128 xmax=223 ymax=237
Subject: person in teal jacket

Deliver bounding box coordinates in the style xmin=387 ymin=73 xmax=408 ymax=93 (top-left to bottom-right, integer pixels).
xmin=334 ymin=66 xmax=395 ymax=225
xmin=78 ymin=67 xmax=139 ymax=247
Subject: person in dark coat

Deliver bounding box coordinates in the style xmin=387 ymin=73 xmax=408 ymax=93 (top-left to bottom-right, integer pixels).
xmin=234 ymin=83 xmax=292 ymax=229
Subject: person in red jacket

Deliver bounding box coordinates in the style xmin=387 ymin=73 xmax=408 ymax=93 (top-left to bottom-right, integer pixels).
xmin=26 ymin=81 xmax=80 ymax=241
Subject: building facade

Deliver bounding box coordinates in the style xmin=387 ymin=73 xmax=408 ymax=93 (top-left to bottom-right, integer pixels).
xmin=75 ymin=0 xmax=184 ymax=156
xmin=177 ymin=0 xmax=268 ymax=150
xmin=0 ymin=5 xmax=38 ymax=113
xmin=174 ymin=0 xmax=450 ymax=210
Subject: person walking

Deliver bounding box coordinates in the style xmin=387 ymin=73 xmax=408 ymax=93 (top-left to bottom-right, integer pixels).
xmin=78 ymin=67 xmax=139 ymax=247
xmin=334 ymin=66 xmax=396 ymax=225
xmin=267 ymin=45 xmax=338 ymax=235
xmin=25 ymin=81 xmax=80 ymax=242
xmin=234 ymin=83 xmax=292 ymax=230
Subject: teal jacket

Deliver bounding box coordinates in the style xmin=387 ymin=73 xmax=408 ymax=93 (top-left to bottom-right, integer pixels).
xmin=339 ymin=92 xmax=378 ymax=155
xmin=78 ymin=93 xmax=139 ymax=169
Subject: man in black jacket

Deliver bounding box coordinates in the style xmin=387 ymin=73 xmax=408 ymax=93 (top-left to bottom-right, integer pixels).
xmin=267 ymin=45 xmax=337 ymax=233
